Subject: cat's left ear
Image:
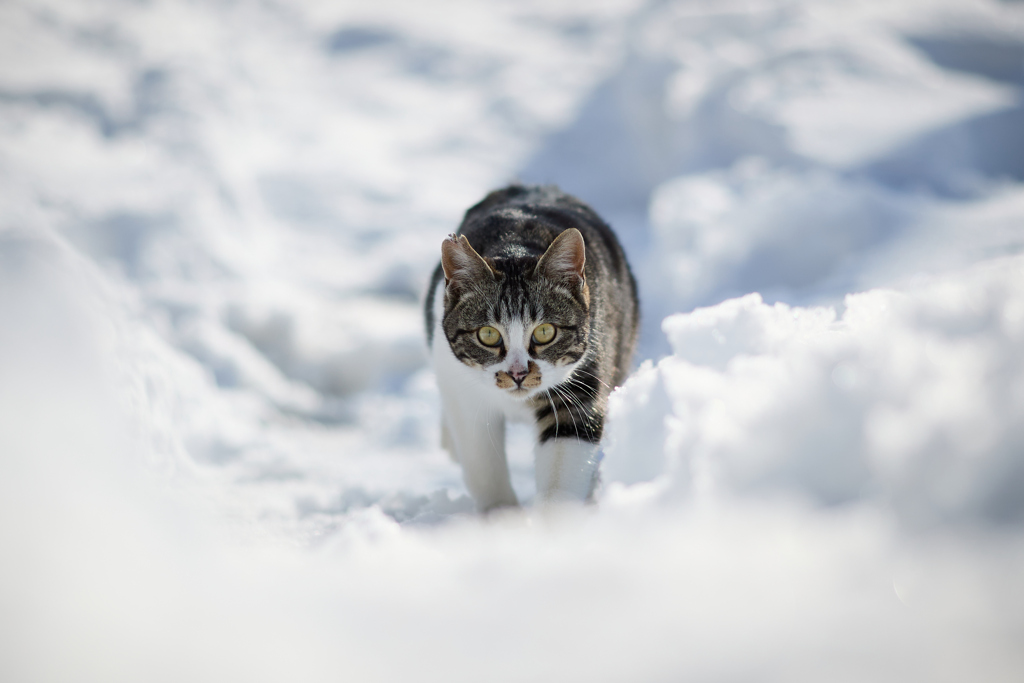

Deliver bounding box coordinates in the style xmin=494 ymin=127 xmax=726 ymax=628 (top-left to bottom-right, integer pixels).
xmin=536 ymin=228 xmax=586 ymax=286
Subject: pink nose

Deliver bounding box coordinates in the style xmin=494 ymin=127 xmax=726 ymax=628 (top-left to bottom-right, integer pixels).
xmin=509 ymin=366 xmax=529 ymax=386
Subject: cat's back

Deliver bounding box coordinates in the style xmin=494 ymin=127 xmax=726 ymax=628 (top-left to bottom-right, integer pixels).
xmin=459 ymin=185 xmax=629 ymax=271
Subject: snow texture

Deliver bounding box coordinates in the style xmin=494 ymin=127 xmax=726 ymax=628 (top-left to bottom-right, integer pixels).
xmin=2 ymin=0 xmax=1024 ymax=681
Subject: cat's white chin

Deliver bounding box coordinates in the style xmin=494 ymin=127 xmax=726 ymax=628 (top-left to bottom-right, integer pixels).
xmin=504 ymin=383 xmax=556 ymax=401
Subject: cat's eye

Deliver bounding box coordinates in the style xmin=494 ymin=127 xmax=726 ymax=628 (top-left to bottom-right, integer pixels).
xmin=532 ymin=323 xmax=556 ymax=345
xmin=477 ymin=326 xmax=502 ymax=347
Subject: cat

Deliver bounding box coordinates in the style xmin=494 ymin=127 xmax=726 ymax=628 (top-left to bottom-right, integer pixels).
xmin=425 ymin=184 xmax=639 ymax=512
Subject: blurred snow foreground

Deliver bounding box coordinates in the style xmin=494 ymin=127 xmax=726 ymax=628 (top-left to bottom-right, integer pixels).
xmin=2 ymin=0 xmax=1024 ymax=680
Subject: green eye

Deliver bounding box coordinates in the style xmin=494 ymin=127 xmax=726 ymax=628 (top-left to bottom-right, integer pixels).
xmin=532 ymin=323 xmax=556 ymax=345
xmin=477 ymin=326 xmax=502 ymax=347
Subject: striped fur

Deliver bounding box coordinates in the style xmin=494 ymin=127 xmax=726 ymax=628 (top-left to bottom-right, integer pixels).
xmin=425 ymin=185 xmax=638 ymax=509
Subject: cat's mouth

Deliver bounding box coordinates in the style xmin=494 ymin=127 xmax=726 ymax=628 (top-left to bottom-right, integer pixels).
xmin=495 ymin=361 xmax=542 ymax=396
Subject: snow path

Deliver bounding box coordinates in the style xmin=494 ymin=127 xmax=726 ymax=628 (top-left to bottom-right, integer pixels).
xmin=2 ymin=1 xmax=1024 ymax=680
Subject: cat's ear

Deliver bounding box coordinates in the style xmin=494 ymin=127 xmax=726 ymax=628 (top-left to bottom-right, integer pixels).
xmin=536 ymin=228 xmax=586 ymax=286
xmin=441 ymin=234 xmax=495 ymax=289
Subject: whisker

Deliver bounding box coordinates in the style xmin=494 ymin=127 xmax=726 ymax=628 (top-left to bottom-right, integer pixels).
xmin=561 ymin=378 xmax=601 ymax=414
xmin=560 ymin=378 xmax=591 ymax=409
xmin=545 ymin=389 xmax=560 ymax=437
xmin=553 ymin=383 xmax=588 ymax=443
xmin=563 ymin=376 xmax=600 ymax=400
xmin=551 ymin=384 xmax=581 ymax=442
xmin=570 ymin=367 xmax=612 ymax=391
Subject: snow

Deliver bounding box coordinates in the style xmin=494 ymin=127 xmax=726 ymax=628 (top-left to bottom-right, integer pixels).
xmin=605 ymin=260 xmax=1024 ymax=525
xmin=2 ymin=0 xmax=1024 ymax=680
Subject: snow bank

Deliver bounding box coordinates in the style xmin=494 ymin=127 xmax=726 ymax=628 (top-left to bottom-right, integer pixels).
xmin=0 ymin=227 xmax=327 ymax=682
xmin=604 ymin=256 xmax=1024 ymax=526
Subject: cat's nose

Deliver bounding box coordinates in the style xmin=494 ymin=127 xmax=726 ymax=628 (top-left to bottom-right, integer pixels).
xmin=509 ymin=367 xmax=529 ymax=387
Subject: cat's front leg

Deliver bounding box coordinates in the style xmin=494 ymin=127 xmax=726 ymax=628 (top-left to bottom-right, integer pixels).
xmin=534 ymin=438 xmax=601 ymax=504
xmin=440 ymin=399 xmax=518 ymax=513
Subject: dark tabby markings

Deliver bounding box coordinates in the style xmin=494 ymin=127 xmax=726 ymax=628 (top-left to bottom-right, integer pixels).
xmin=531 ymin=363 xmax=604 ymax=444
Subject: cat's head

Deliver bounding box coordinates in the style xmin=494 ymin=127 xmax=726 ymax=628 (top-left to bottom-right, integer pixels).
xmin=439 ymin=229 xmax=590 ymax=400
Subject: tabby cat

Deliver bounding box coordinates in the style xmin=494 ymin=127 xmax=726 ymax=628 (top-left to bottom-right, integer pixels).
xmin=425 ymin=185 xmax=638 ymax=512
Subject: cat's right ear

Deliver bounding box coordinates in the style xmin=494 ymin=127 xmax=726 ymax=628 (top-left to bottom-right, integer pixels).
xmin=536 ymin=228 xmax=586 ymax=286
xmin=441 ymin=234 xmax=495 ymax=290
